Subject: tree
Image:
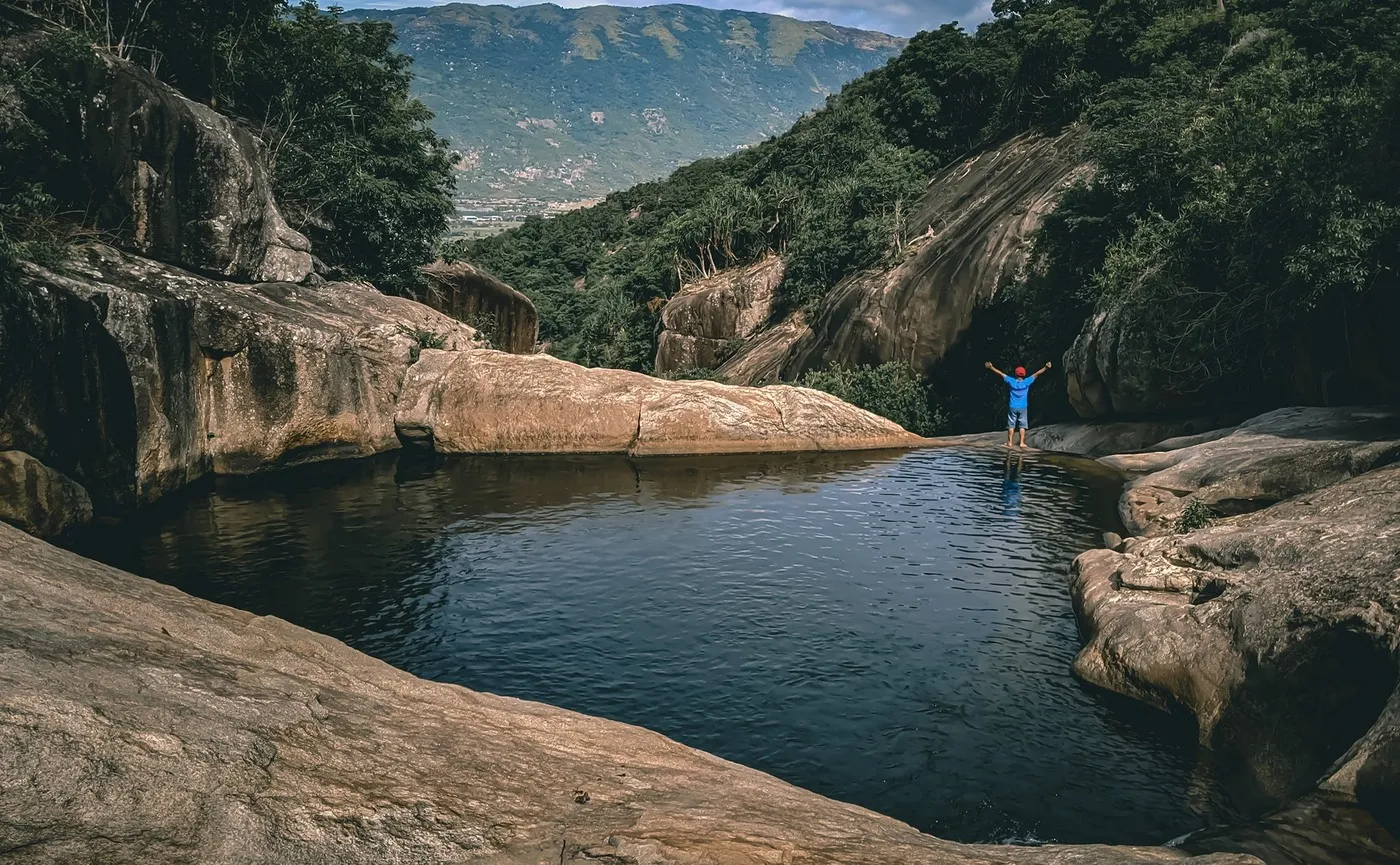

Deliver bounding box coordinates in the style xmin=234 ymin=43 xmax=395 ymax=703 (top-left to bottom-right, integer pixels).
xmin=232 ymin=2 xmax=454 ymax=295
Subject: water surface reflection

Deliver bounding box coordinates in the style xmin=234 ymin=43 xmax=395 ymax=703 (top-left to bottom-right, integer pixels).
xmin=83 ymin=448 xmax=1205 ymax=846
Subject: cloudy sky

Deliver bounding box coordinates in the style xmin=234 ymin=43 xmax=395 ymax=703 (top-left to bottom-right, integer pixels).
xmin=352 ymin=0 xmax=994 ymax=38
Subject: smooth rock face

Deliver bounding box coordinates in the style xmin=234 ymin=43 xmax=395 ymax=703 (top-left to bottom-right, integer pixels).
xmin=0 ymin=522 xmax=1257 ymax=865
xmin=420 ymin=260 xmax=539 ymax=354
xmin=395 ymin=349 xmax=928 ymax=455
xmin=0 ymin=451 xmax=92 ymax=539
xmin=68 ymin=50 xmax=313 ymax=282
xmin=721 ymin=131 xmax=1085 ymax=381
xmin=716 ymin=309 xmax=812 ymax=385
xmin=1070 ymin=464 xmax=1400 ymax=836
xmin=1063 ymin=306 xmax=1197 ymax=420
xmin=1097 ymin=406 xmax=1400 ymax=535
xmin=3 ymin=244 xmax=476 ymax=510
xmin=654 ymin=254 xmax=784 ymax=374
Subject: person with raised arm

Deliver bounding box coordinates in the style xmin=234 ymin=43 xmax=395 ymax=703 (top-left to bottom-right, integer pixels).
xmin=985 ymin=360 xmax=1052 ymax=449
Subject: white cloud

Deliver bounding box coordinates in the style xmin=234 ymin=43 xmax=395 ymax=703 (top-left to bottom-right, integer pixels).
xmin=347 ymin=0 xmax=995 ymax=37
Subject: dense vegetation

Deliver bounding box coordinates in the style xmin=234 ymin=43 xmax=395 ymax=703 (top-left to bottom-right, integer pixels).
xmin=4 ymin=0 xmax=1395 ymax=433
xmin=799 ymin=364 xmax=942 ymax=436
xmin=347 ymin=3 xmax=905 ymax=204
xmin=463 ymin=0 xmax=1400 ymax=428
xmin=0 ymin=0 xmax=452 ymax=295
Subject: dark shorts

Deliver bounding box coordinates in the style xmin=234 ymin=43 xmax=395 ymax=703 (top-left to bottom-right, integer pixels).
xmin=1007 ymin=407 xmax=1029 ymax=430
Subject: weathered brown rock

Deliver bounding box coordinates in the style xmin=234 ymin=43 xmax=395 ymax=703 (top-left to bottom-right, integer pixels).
xmin=1063 ymin=307 xmax=1203 ymax=420
xmin=1069 ymin=464 xmax=1400 ymax=842
xmin=0 ymin=521 xmax=1257 ymax=865
xmin=721 ymin=131 xmax=1086 ymax=381
xmin=421 ymin=260 xmax=539 ymax=354
xmin=654 ymin=254 xmax=783 ymax=374
xmin=49 ymin=45 xmax=314 ymax=282
xmin=1065 ymin=407 xmax=1400 ymax=859
xmin=396 ymin=348 xmax=928 ymax=455
xmin=1096 ymin=406 xmax=1400 ymax=535
xmin=0 ymin=451 xmax=92 ymax=539
xmin=2 ymin=244 xmax=476 ymax=510
xmin=716 ymin=309 xmax=812 ymax=385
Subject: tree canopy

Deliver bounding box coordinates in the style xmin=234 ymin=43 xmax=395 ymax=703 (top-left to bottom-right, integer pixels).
xmin=0 ymin=0 xmax=453 ymax=295
xmin=462 ymin=0 xmax=1400 ymax=427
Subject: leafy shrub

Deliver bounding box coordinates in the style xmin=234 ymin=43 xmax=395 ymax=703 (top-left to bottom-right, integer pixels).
xmin=397 ymin=323 xmax=446 ymax=362
xmin=1175 ymin=499 xmax=1214 ymax=534
xmin=661 ymin=367 xmax=725 ymax=382
xmin=799 ymin=363 xmax=943 ymax=436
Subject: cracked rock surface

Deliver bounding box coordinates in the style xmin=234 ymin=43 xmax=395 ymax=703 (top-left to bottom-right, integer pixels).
xmin=2 ymin=244 xmax=476 ymax=512
xmin=1098 ymin=407 xmax=1400 ymax=536
xmin=1069 ymin=408 xmax=1400 ymax=855
xmin=0 ymin=521 xmax=1256 ymax=865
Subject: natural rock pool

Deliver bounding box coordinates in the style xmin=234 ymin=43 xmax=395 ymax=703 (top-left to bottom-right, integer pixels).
xmin=80 ymin=447 xmax=1214 ymax=846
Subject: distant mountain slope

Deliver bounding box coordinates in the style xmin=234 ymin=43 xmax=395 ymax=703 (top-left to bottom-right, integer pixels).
xmin=346 ymin=3 xmax=905 ymax=203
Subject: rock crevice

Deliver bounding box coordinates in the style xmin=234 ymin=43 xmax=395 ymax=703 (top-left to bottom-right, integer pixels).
xmin=1066 ymin=406 xmax=1400 ymax=858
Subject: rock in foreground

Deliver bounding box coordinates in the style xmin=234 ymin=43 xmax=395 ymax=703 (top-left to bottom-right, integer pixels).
xmin=0 ymin=523 xmax=1255 ymax=865
xmin=1069 ymin=408 xmax=1400 ymax=852
xmin=396 ymin=349 xmax=928 ymax=455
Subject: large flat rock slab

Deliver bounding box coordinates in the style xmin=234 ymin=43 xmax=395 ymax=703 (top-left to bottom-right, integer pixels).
xmin=395 ymin=349 xmax=929 ymax=455
xmin=935 ymin=418 xmax=1230 ymax=458
xmin=0 ymin=523 xmax=1253 ymax=864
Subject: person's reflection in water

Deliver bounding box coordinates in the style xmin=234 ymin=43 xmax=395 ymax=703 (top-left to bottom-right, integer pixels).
xmin=1001 ymin=451 xmax=1025 ymax=518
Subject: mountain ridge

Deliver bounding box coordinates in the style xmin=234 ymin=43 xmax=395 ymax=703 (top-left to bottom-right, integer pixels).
xmin=346 ymin=3 xmax=905 ymax=208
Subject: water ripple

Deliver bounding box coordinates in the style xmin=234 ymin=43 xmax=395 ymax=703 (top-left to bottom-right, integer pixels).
xmin=82 ymin=447 xmax=1204 ymax=847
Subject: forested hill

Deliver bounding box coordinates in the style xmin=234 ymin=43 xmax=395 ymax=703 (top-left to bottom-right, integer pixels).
xmin=344 ymin=3 xmax=905 ymax=202
xmin=460 ymin=0 xmax=1400 ymax=432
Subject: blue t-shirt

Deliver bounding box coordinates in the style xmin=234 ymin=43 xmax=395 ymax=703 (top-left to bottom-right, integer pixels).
xmin=1004 ymin=374 xmax=1036 ymax=409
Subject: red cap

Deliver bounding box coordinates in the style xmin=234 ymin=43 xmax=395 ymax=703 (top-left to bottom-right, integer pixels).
xmin=1015 ymin=366 xmax=1027 ymax=377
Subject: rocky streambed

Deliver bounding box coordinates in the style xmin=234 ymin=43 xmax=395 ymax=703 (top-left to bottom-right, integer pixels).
xmin=0 ymin=30 xmax=1394 ymax=864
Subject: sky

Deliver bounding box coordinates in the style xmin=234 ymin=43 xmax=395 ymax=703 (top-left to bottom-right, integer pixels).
xmin=351 ymin=0 xmax=995 ymax=38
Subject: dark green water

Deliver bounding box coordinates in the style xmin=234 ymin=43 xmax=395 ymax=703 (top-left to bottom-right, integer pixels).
xmin=81 ymin=447 xmax=1212 ymax=846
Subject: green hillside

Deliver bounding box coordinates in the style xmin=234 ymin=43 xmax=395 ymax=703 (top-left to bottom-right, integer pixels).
xmin=459 ymin=0 xmax=1400 ymax=428
xmin=345 ymin=3 xmax=905 ymax=203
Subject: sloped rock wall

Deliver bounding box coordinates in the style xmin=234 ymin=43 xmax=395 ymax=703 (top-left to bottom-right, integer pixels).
xmin=720 ymin=131 xmax=1086 ymax=382
xmin=3 ymin=244 xmax=476 ymax=511
xmin=421 ymin=259 xmax=539 ymax=354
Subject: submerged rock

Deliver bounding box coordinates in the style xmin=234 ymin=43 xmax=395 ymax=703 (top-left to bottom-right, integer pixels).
xmin=395 ymin=348 xmax=927 ymax=455
xmin=0 ymin=521 xmax=1257 ymax=864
